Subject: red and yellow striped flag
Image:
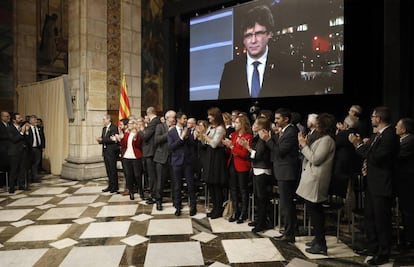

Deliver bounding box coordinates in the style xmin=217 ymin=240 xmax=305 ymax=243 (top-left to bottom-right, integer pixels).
xmin=118 ymin=74 xmax=131 ymax=122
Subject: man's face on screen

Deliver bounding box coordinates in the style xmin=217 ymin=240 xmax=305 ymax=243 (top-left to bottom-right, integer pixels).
xmin=243 ymin=23 xmax=272 ymax=60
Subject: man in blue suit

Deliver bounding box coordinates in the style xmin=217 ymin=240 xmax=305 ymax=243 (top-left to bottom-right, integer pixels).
xmin=168 ymin=112 xmax=197 ymax=216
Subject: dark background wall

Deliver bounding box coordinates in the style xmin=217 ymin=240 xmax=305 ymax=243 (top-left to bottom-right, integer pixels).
xmin=162 ymin=0 xmax=411 ymax=123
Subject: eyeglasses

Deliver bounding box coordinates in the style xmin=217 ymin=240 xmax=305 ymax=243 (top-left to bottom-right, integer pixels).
xmin=243 ymin=30 xmax=268 ymax=40
xmin=371 ymin=115 xmax=378 ymax=118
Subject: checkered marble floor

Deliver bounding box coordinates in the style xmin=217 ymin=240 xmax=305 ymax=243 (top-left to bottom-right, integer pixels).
xmin=0 ymin=175 xmax=405 ymax=266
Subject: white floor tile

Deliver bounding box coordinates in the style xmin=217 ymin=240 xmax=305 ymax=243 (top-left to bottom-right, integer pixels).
xmin=7 ymin=196 xmax=53 ymax=207
xmin=11 ymin=219 xmax=35 ymax=227
xmin=37 ymin=206 xmax=87 ymax=220
xmin=295 ymin=236 xmax=358 ymax=259
xmin=80 ymin=221 xmax=131 ymax=238
xmin=30 ymin=187 xmax=67 ymax=195
xmin=0 ymin=197 xmax=5 ymax=202
xmin=9 ymin=193 xmax=27 ymax=199
xmin=56 ymin=181 xmax=79 ymax=186
xmin=121 ymin=234 xmax=149 ymax=246
xmin=0 ymin=243 xmax=3 ymax=248
xmin=261 ymin=228 xmax=284 ymax=238
xmin=96 ymin=204 xmax=138 ymax=217
xmin=286 ymin=257 xmax=318 ymax=267
xmin=210 ymin=262 xmax=231 ymax=267
xmin=59 ymin=245 xmax=125 ymax=267
xmin=191 ymin=232 xmax=217 ymax=243
xmin=144 ymin=241 xmax=204 ymax=267
xmin=7 ymin=224 xmax=71 ymax=242
xmin=191 ymin=212 xmax=207 ymax=220
xmin=49 ymin=238 xmax=78 ymax=249
xmin=58 ymin=195 xmax=99 ymax=205
xmin=0 ymin=209 xmax=33 ymax=222
xmin=222 ymin=238 xmax=285 ymax=263
xmin=209 ymin=217 xmax=252 ymax=233
xmin=0 ymin=226 xmax=6 ymax=234
xmin=56 ymin=193 xmax=72 ymax=198
xmin=73 ymin=186 xmax=107 ymax=194
xmin=72 ymin=217 xmax=96 ymax=224
xmin=0 ymin=248 xmax=48 ymax=266
xmin=131 ymin=213 xmax=153 ymax=222
xmin=147 ymin=219 xmax=193 ymax=236
xmin=108 ymin=193 xmax=142 ymax=202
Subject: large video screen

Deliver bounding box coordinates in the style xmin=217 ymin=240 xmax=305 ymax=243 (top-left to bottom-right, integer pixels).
xmin=189 ymin=0 xmax=344 ymax=101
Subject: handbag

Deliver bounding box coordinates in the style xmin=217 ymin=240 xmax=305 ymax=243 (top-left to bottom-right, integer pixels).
xmin=222 ymin=199 xmax=233 ymax=218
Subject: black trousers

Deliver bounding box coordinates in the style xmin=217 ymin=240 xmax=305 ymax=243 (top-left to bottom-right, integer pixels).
xmin=278 ymin=180 xmax=297 ymax=237
xmin=365 ymin=188 xmax=392 ymax=257
xmin=208 ymin=183 xmax=224 ymax=216
xmin=103 ymin=149 xmax=119 ymax=190
xmin=122 ymin=158 xmax=143 ymax=195
xmin=306 ymin=200 xmax=326 ymax=246
xmin=143 ymin=157 xmax=156 ymax=199
xmin=228 ymin=164 xmax=249 ymax=216
xmin=155 ymin=161 xmax=169 ymax=201
xmin=253 ymin=173 xmax=273 ymax=226
xmin=172 ymin=163 xmax=196 ymax=209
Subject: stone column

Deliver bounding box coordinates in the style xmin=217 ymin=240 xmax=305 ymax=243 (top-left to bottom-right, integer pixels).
xmin=61 ymin=0 xmax=109 ymax=180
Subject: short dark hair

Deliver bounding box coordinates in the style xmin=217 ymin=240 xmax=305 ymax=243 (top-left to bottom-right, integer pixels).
xmin=275 ymin=108 xmax=291 ymax=122
xmin=120 ymin=118 xmax=129 ymax=125
xmin=400 ymin=118 xmax=414 ymax=134
xmin=317 ymin=113 xmax=336 ymax=139
xmin=176 ymin=111 xmax=186 ymax=120
xmin=241 ymin=5 xmax=274 ymax=36
xmin=374 ymin=106 xmax=391 ymax=124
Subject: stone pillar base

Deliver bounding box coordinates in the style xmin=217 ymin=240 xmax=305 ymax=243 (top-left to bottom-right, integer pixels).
xmin=61 ymin=156 xmax=107 ymax=181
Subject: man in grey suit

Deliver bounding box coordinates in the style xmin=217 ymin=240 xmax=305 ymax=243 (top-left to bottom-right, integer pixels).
xmin=141 ymin=106 xmax=161 ymax=204
xmin=153 ymin=110 xmax=176 ymax=210
xmin=259 ymin=108 xmax=300 ymax=243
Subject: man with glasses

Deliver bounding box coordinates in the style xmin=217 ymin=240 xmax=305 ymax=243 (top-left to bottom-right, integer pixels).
xmin=218 ymin=4 xmax=301 ymax=99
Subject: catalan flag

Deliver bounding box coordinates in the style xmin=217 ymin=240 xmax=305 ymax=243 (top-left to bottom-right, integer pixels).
xmin=118 ymin=73 xmax=131 ymax=122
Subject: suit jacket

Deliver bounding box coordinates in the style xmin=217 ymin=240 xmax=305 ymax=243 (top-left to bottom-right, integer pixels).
xmin=227 ymin=131 xmax=252 ymax=172
xmin=396 ymin=134 xmax=414 ymax=179
xmin=218 ymin=49 xmax=304 ymax=99
xmin=100 ymin=123 xmax=119 ymax=155
xmin=120 ymin=132 xmax=143 ymax=159
xmin=167 ymin=126 xmax=195 ymax=167
xmin=142 ymin=116 xmax=161 ymax=158
xmin=356 ymin=126 xmax=399 ymax=196
xmin=28 ymin=125 xmax=45 ymax=149
xmin=266 ymin=124 xmax=299 ymax=181
xmin=153 ymin=122 xmax=169 ymax=164
xmin=296 ymin=135 xmax=336 ymax=202
xmin=7 ymin=124 xmax=28 ymax=156
xmin=0 ymin=122 xmax=9 ymax=161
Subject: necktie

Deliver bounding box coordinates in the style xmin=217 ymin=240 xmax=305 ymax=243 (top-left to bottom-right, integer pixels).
xmin=251 ymin=61 xmax=261 ymax=97
xmin=179 ymin=128 xmax=183 ymax=136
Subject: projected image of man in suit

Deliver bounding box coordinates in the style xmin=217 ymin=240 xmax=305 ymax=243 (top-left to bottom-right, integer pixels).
xmin=218 ymin=4 xmax=302 ymax=99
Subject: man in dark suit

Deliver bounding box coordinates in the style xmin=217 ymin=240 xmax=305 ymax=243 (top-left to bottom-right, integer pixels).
xmin=153 ymin=110 xmax=176 ymax=210
xmin=141 ymin=106 xmax=161 ymax=203
xmin=7 ymin=113 xmax=30 ymax=193
xmin=168 ymin=112 xmax=197 ymax=216
xmin=28 ymin=115 xmax=44 ymax=183
xmin=218 ymin=5 xmax=302 ymax=99
xmin=259 ymin=108 xmax=299 ymax=243
xmin=395 ymin=117 xmax=414 ymax=249
xmin=96 ymin=114 xmax=120 ymax=193
xmin=0 ymin=111 xmax=10 ymax=173
xmin=349 ymin=106 xmax=399 ymax=265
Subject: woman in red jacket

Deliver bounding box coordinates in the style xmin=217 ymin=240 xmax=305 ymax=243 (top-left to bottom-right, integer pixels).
xmin=113 ymin=119 xmax=143 ymax=200
xmin=223 ymin=114 xmax=252 ymax=223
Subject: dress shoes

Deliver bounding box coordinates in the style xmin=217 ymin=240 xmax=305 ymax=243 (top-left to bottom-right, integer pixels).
xmin=367 ymin=255 xmax=389 ymax=265
xmin=102 ymin=187 xmax=111 ymax=192
xmin=275 ymin=235 xmax=295 ymax=243
xmin=354 ymin=248 xmax=375 ymax=256
xmin=248 ymin=221 xmax=257 ymax=227
xmin=252 ymin=225 xmax=266 ymax=233
xmin=129 ymin=192 xmax=135 ymax=200
xmin=190 ymin=207 xmax=197 ymax=216
xmin=228 ymin=214 xmax=237 ymax=222
xmin=236 ymin=213 xmax=247 ymax=224
xmin=8 ymin=188 xmax=15 ymax=194
xmin=305 ymin=243 xmax=327 ymax=255
xmin=146 ymin=198 xmax=156 ymax=205
xmin=305 ymin=238 xmax=317 ymax=247
xmin=175 ymin=209 xmax=181 ymax=216
xmin=156 ymin=201 xmax=163 ymax=211
xmin=121 ymin=189 xmax=130 ymax=196
xmin=110 ymin=189 xmax=119 ymax=194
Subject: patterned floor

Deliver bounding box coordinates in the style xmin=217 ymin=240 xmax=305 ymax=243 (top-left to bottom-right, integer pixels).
xmin=0 ymin=175 xmax=412 ymax=267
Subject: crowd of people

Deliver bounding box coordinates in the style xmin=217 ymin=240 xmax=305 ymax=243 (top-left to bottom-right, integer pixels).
xmin=0 ymin=111 xmax=46 ymax=193
xmin=94 ymin=104 xmax=414 ymax=265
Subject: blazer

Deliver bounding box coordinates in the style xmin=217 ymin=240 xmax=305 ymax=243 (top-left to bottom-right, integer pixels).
xmin=356 ymin=126 xmax=399 ymax=196
xmin=396 ymin=134 xmax=414 ymax=180
xmin=167 ymin=126 xmax=195 ymax=167
xmin=153 ymin=122 xmax=169 ymax=164
xmin=0 ymin=122 xmax=9 ymax=157
xmin=227 ymin=131 xmax=252 ymax=172
xmin=296 ymin=135 xmax=336 ymax=203
xmin=120 ymin=132 xmax=143 ymax=159
xmin=100 ymin=123 xmax=119 ymax=154
xmin=251 ymin=135 xmax=272 ymax=170
xmin=218 ymin=49 xmax=304 ymax=99
xmin=141 ymin=116 xmax=161 ymax=157
xmin=7 ymin=124 xmax=28 ymax=156
xmin=266 ymin=124 xmax=300 ymax=181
